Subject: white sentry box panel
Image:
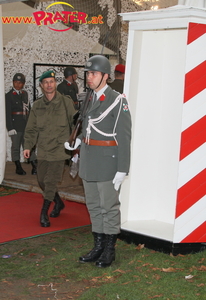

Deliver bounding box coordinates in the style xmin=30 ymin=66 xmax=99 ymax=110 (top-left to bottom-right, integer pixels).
xmin=119 ymin=6 xmax=206 ymax=243
xmin=120 ymin=28 xmax=187 ymax=242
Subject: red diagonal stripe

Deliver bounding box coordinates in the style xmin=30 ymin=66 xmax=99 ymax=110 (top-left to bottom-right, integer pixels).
xmin=185 ymin=61 xmax=206 ymax=87
xmin=184 ymin=61 xmax=206 ymax=103
xmin=187 ymin=23 xmax=206 ymax=45
xmin=176 ymin=169 xmax=206 ymax=218
xmin=179 ymin=116 xmax=206 ymax=160
xmin=180 ymin=222 xmax=206 ymax=243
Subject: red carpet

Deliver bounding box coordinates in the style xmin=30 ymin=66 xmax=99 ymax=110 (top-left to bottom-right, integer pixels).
xmin=0 ymin=191 xmax=91 ymax=244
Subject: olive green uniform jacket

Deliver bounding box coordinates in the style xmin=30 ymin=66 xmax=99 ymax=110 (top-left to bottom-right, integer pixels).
xmin=79 ymin=86 xmax=131 ymax=182
xmin=109 ymin=79 xmax=124 ymax=94
xmin=24 ymin=91 xmax=76 ymax=161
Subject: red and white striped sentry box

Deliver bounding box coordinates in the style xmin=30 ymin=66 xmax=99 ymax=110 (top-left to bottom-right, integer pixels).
xmin=174 ymin=23 xmax=206 ymax=243
xmin=120 ymin=7 xmax=206 ymax=255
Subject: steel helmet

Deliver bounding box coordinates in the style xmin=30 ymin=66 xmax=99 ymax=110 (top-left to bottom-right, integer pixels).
xmin=64 ymin=67 xmax=77 ymax=78
xmin=13 ymin=73 xmax=25 ymax=83
xmin=84 ymin=55 xmax=111 ymax=74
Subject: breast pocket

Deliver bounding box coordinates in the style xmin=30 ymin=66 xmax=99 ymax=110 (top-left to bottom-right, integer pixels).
xmin=54 ymin=108 xmax=68 ymax=127
xmin=36 ymin=108 xmax=46 ymax=129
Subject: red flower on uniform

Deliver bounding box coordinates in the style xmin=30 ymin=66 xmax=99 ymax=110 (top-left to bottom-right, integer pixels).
xmin=100 ymin=94 xmax=105 ymax=101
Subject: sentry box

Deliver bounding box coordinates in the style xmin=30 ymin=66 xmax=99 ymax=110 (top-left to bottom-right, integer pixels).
xmin=119 ymin=5 xmax=206 ymax=255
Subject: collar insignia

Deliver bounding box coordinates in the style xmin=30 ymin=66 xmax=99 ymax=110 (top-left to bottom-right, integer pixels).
xmin=100 ymin=94 xmax=105 ymax=101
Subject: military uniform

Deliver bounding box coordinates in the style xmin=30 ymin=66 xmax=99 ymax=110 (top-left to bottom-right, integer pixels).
xmin=5 ymin=87 xmax=36 ymax=163
xmin=65 ymin=56 xmax=131 ymax=268
xmin=57 ymin=80 xmax=79 ymax=109
xmin=109 ymin=79 xmax=124 ymax=94
xmin=109 ymin=64 xmax=125 ymax=94
xmin=24 ymin=90 xmax=75 ymax=200
xmin=77 ymin=85 xmax=131 ymax=236
xmin=79 ymin=85 xmax=131 ymax=182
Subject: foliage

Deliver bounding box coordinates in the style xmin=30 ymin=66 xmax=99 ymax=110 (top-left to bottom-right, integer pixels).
xmin=0 ymin=185 xmax=20 ymax=197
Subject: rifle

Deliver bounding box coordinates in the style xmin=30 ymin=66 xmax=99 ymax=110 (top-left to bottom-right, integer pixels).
xmin=68 ymin=88 xmax=93 ymax=147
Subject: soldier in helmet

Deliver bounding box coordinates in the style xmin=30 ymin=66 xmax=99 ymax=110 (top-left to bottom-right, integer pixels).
xmin=57 ymin=66 xmax=79 ymax=109
xmin=5 ymin=73 xmax=37 ymax=175
xmin=65 ymin=55 xmax=132 ymax=268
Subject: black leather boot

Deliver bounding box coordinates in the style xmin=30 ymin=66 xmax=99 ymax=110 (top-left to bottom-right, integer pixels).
xmin=31 ymin=160 xmax=37 ymax=175
xmin=14 ymin=160 xmax=26 ymax=175
xmin=95 ymin=234 xmax=117 ymax=268
xmin=79 ymin=232 xmax=106 ymax=263
xmin=40 ymin=199 xmax=51 ymax=227
xmin=50 ymin=193 xmax=65 ymax=217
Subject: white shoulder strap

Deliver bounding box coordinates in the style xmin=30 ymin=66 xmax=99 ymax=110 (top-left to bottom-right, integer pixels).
xmin=85 ymin=94 xmax=125 ymax=144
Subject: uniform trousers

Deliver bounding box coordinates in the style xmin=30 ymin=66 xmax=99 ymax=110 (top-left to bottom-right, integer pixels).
xmin=37 ymin=160 xmax=65 ymax=201
xmin=11 ymin=132 xmax=36 ymax=162
xmin=82 ymin=180 xmax=121 ymax=235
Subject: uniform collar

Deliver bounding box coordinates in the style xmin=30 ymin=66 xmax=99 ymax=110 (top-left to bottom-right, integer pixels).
xmin=13 ymin=87 xmax=23 ymax=94
xmin=95 ymin=84 xmax=108 ymax=100
xmin=43 ymin=91 xmax=60 ymax=104
xmin=65 ymin=79 xmax=72 ymax=85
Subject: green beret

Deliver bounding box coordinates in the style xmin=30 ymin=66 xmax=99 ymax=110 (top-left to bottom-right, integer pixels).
xmin=39 ymin=70 xmax=55 ymax=82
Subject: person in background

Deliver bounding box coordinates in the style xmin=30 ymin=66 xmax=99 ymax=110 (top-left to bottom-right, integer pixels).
xmin=23 ymin=71 xmax=76 ymax=227
xmin=57 ymin=66 xmax=79 ymax=109
xmin=65 ymin=55 xmax=131 ymax=268
xmin=109 ymin=64 xmax=125 ymax=94
xmin=5 ymin=73 xmax=37 ymax=175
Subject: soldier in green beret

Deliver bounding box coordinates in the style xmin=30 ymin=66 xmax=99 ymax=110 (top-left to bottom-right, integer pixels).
xmin=23 ymin=70 xmax=76 ymax=227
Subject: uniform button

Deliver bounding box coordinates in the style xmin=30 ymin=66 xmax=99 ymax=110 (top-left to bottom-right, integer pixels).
xmin=112 ymin=155 xmax=115 ymax=158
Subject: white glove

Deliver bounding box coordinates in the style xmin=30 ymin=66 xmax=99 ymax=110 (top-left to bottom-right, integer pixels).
xmin=64 ymin=138 xmax=81 ymax=151
xmin=8 ymin=129 xmax=17 ymax=136
xmin=112 ymin=172 xmax=127 ymax=191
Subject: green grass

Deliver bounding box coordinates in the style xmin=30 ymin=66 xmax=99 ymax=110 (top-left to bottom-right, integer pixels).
xmin=0 ymin=185 xmax=206 ymax=299
xmin=0 ymin=185 xmax=20 ymax=197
